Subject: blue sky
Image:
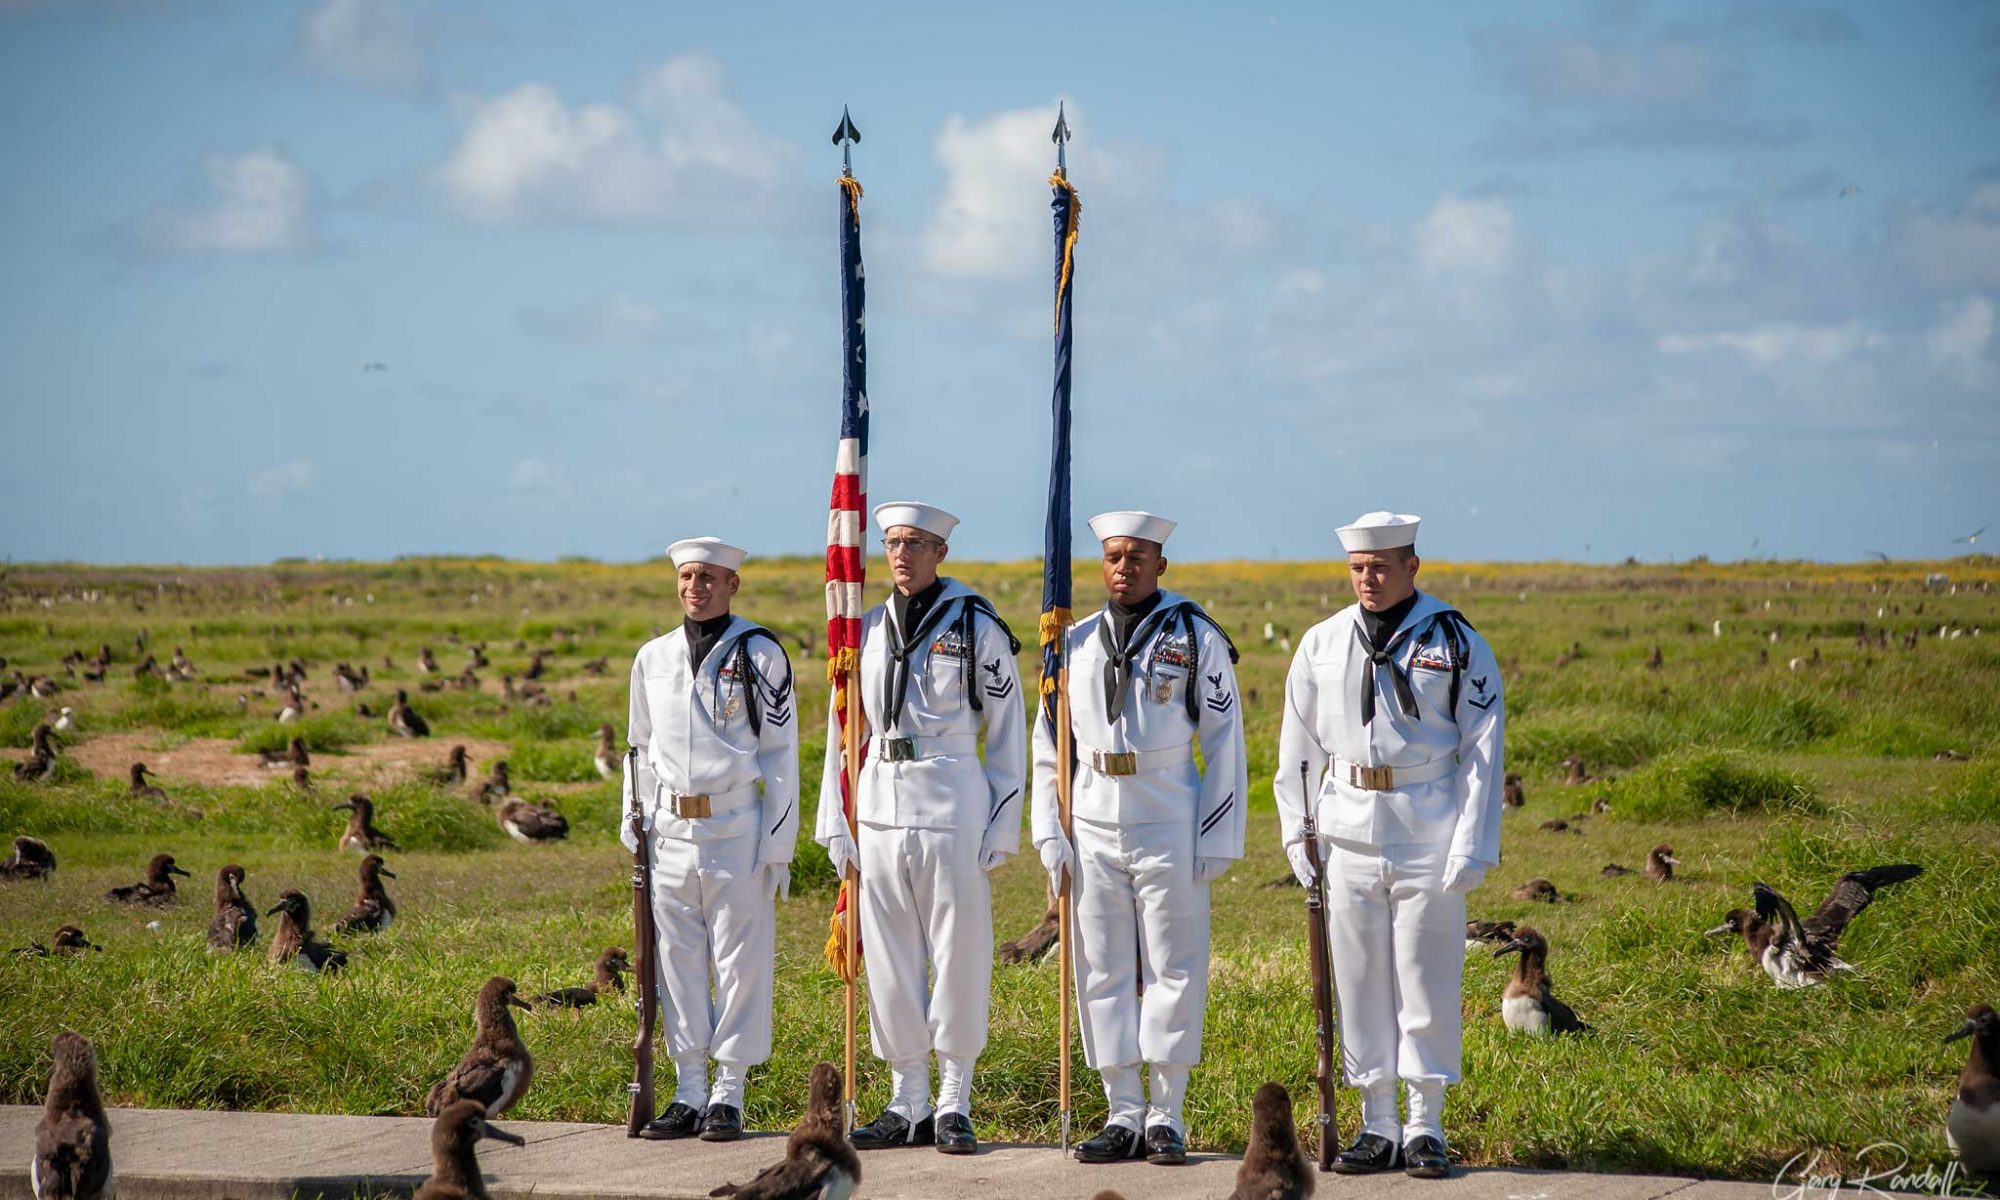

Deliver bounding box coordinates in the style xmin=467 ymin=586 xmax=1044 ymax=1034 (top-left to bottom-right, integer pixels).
xmin=3 ymin=0 xmax=1996 ymax=565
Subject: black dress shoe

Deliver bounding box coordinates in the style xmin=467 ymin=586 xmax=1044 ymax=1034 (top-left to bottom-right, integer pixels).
xmin=698 ymin=1103 xmax=743 ymax=1142
xmin=1075 ymin=1123 xmax=1145 ymax=1163
xmin=1403 ymin=1133 xmax=1450 ymax=1178
xmin=934 ymin=1111 xmax=976 ymax=1155
xmin=636 ymin=1101 xmax=703 ymax=1140
xmin=849 ymin=1109 xmax=934 ymax=1149
xmin=1331 ymin=1131 xmax=1401 ymax=1174
xmin=1143 ymin=1124 xmax=1187 ymax=1165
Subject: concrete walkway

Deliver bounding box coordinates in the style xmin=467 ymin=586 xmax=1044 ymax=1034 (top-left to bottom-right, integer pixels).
xmin=0 ymin=1106 xmax=1799 ymax=1199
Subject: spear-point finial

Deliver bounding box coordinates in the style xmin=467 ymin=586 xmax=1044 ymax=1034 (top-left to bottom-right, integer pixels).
xmin=1051 ymin=101 xmax=1071 ymax=177
xmin=832 ymin=105 xmax=861 ymax=177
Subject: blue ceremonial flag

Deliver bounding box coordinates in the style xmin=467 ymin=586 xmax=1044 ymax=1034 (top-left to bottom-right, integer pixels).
xmin=1039 ymin=172 xmax=1080 ymax=723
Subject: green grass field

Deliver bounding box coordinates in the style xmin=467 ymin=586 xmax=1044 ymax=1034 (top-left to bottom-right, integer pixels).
xmin=3 ymin=555 xmax=1997 ymax=1183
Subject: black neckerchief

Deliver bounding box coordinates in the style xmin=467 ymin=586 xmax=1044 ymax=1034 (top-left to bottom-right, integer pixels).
xmin=884 ymin=578 xmax=948 ymax=728
xmin=1357 ymin=592 xmax=1421 ymax=726
xmin=1099 ymin=589 xmax=1165 ymax=715
xmin=686 ymin=613 xmax=734 ymax=673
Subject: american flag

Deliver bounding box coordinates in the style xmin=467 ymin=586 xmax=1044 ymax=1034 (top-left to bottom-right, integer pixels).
xmin=823 ymin=172 xmax=867 ymax=978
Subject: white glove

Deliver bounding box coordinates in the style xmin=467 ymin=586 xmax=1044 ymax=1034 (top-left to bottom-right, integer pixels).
xmin=761 ymin=861 xmax=790 ymax=902
xmin=980 ymin=849 xmax=1010 ymax=873
xmin=826 ymin=833 xmax=858 ymax=882
xmin=1441 ymin=855 xmax=1487 ymax=895
xmin=1286 ymin=841 xmax=1317 ymax=887
xmin=1038 ymin=838 xmax=1075 ymax=893
xmin=1194 ymin=856 xmax=1230 ymax=885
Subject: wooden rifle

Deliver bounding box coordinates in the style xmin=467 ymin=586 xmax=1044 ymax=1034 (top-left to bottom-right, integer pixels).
xmin=624 ymin=746 xmax=657 ymax=1135
xmin=1300 ymin=759 xmax=1339 ymax=1171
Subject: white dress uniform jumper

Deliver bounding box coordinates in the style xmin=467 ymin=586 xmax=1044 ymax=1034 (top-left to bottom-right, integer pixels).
xmin=624 ymin=613 xmax=799 ymax=1119
xmin=813 ymin=577 xmax=1027 ymax=1129
xmin=1030 ymin=587 xmax=1249 ymax=1139
xmin=1275 ymin=582 xmax=1505 ymax=1155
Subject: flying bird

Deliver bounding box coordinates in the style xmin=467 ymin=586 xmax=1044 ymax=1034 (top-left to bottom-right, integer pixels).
xmin=1706 ymin=865 xmax=1922 ymax=988
xmin=1955 ymin=526 xmax=1987 ymax=546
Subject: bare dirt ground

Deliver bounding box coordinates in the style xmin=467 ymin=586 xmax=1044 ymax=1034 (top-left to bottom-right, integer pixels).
xmin=1 ymin=731 xmax=515 ymax=791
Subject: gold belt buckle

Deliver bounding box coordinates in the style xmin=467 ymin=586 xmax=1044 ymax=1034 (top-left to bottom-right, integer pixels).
xmin=881 ymin=737 xmax=917 ymax=762
xmin=1093 ymin=750 xmax=1139 ymax=776
xmin=672 ymin=793 xmax=712 ymax=818
xmin=1352 ymin=764 xmax=1395 ymax=791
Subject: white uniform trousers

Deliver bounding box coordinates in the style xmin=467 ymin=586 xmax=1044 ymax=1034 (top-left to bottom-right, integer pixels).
xmin=1070 ymin=817 xmax=1210 ymax=1072
xmin=1322 ymin=837 xmax=1465 ymax=1093
xmin=858 ymin=822 xmax=992 ymax=1067
xmin=649 ymin=830 xmax=774 ymax=1072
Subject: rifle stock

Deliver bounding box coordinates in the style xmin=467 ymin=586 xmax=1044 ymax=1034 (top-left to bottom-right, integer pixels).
xmin=625 ymin=747 xmax=657 ymax=1136
xmin=1300 ymin=760 xmax=1339 ymax=1171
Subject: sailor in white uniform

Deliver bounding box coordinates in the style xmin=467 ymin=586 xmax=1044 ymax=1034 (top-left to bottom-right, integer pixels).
xmin=1030 ymin=511 xmax=1248 ymax=1167
xmin=623 ymin=537 xmax=799 ymax=1143
xmin=1274 ymin=512 xmax=1505 ymax=1180
xmin=814 ymin=501 xmax=1026 ymax=1156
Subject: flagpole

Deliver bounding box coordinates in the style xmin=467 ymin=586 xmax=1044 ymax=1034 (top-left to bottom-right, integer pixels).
xmin=827 ymin=105 xmax=866 ymax=1137
xmin=1046 ymin=103 xmax=1079 ymax=1158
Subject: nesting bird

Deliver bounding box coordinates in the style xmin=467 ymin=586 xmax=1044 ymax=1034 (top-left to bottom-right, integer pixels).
xmin=290 ymin=764 xmax=314 ymax=794
xmin=529 ymin=947 xmax=629 ymax=1008
xmin=3 ymin=835 xmax=58 ymax=880
xmin=1228 ymin=1081 xmax=1313 ymax=1200
xmin=1945 ymin=1004 xmax=2000 ymax=1176
xmin=14 ymin=926 xmax=100 ymax=957
xmin=15 ymin=723 xmax=58 ymax=782
xmin=1643 ymin=844 xmax=1680 ymax=883
xmin=496 ymin=797 xmax=568 ymax=843
xmin=1562 ymin=755 xmax=1593 ymax=785
xmin=52 ymin=706 xmax=75 ymax=733
xmin=475 ymin=761 xmax=511 ymax=805
xmin=705 ymin=1061 xmax=858 ymax=1200
xmin=426 ymin=976 xmax=534 ymax=1118
xmin=333 ymin=794 xmax=401 ymax=853
xmin=32 ymin=1032 xmax=111 ymax=1200
xmin=593 ymin=725 xmax=618 ymax=781
xmin=1511 ymin=878 xmax=1560 ymax=903
xmin=265 ymin=889 xmax=347 ymax=972
xmin=333 ymin=855 xmax=397 ymax=934
xmin=127 ymin=763 xmax=168 ymax=803
xmin=418 ymin=647 xmax=439 ymax=675
xmin=1493 ymin=926 xmax=1590 ymax=1036
xmin=1464 ymin=918 xmax=1517 ymax=953
xmin=412 ymin=1100 xmax=525 ymax=1200
xmin=1502 ymin=772 xmax=1525 ymax=807
xmin=206 ymin=864 xmax=258 ymax=951
xmin=257 ymin=736 xmax=309 ymax=769
xmin=105 ymin=853 xmax=190 ymax=905
xmin=426 ymin=745 xmax=470 ymax=786
xmin=1706 ymin=865 xmax=1923 ymax=988
xmin=389 ymin=689 xmax=431 ymax=738
xmin=275 ymin=685 xmax=304 ymax=723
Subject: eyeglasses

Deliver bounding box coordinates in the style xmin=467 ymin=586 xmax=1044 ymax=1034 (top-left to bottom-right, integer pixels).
xmin=883 ymin=537 xmax=943 ymax=553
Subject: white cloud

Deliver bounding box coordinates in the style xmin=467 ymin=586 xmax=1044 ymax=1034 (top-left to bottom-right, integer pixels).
xmin=247 ymin=459 xmax=313 ymax=499
xmin=518 ymin=291 xmax=663 ymax=347
xmin=1414 ymin=195 xmax=1515 ymax=277
xmin=507 ymin=456 xmax=568 ymax=496
xmin=297 ymin=0 xmax=426 ymax=91
xmin=1657 ymin=321 xmax=1876 ymax=368
xmin=438 ymin=53 xmax=793 ymax=226
xmin=1900 ymin=184 xmax=2000 ymax=290
xmin=1926 ymin=295 xmax=1994 ymax=386
xmin=1480 ymin=31 xmax=1737 ymax=108
xmin=1276 ymin=268 xmax=1325 ymax=298
xmin=154 ymin=148 xmax=310 ymax=254
xmin=917 ymin=101 xmax=1153 ymax=281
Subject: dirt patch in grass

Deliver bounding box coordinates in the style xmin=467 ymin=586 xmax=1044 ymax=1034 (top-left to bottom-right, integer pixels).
xmin=4 ymin=732 xmax=514 ymax=790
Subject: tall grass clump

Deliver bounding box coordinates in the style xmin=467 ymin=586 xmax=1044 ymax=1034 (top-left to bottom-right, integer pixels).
xmin=1612 ymin=750 xmax=1820 ymax=821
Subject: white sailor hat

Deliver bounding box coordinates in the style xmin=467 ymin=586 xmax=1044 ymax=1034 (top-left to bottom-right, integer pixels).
xmin=1336 ymin=511 xmax=1421 ymax=553
xmin=666 ymin=537 xmax=748 ymax=571
xmin=1088 ymin=510 xmax=1177 ymax=547
xmin=872 ymin=501 xmax=959 ymax=541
